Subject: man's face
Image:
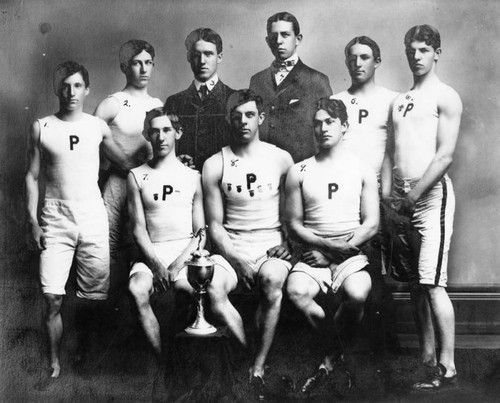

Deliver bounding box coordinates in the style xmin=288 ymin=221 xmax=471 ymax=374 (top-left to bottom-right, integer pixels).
xmin=230 ymin=101 xmax=264 ymax=143
xmin=58 ymin=72 xmax=89 ymax=112
xmin=188 ymin=40 xmax=222 ymax=82
xmin=147 ymin=115 xmax=181 ymax=157
xmin=126 ymin=50 xmax=154 ymax=88
xmin=405 ymin=40 xmax=440 ymax=76
xmin=346 ymin=43 xmax=380 ymax=85
xmin=313 ymin=109 xmax=347 ymax=150
xmin=266 ymin=20 xmax=302 ymax=61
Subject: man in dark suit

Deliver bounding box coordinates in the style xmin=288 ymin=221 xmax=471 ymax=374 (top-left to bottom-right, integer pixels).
xmin=165 ymin=28 xmax=235 ymax=171
xmin=249 ymin=11 xmax=333 ymax=162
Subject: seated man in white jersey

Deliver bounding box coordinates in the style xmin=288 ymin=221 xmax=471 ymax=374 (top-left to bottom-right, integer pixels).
xmin=331 ymin=36 xmax=399 ymax=352
xmin=383 ymin=25 xmax=462 ymax=390
xmin=202 ymin=89 xmax=293 ymax=397
xmin=285 ymin=98 xmax=379 ymax=393
xmin=127 ymin=107 xmax=208 ymax=395
xmin=94 ymin=40 xmax=163 ymax=300
xmin=25 ymin=61 xmax=133 ymax=388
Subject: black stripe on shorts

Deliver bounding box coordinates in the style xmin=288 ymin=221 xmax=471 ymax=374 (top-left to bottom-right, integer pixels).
xmin=434 ymin=178 xmax=448 ymax=285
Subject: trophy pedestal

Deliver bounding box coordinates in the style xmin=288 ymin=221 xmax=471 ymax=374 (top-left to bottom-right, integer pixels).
xmin=167 ymin=327 xmax=234 ymax=400
xmin=184 ymin=292 xmax=217 ymax=335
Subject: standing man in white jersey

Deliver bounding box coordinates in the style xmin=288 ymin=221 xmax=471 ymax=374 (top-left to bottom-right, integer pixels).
xmin=203 ymin=89 xmax=293 ymax=399
xmin=25 ymin=61 xmax=132 ymax=389
xmin=331 ymin=36 xmax=399 ymax=351
xmin=94 ymin=40 xmax=163 ymax=300
xmin=286 ymin=98 xmax=379 ymax=393
xmin=383 ymin=25 xmax=462 ymax=390
xmin=127 ymin=107 xmax=207 ymax=397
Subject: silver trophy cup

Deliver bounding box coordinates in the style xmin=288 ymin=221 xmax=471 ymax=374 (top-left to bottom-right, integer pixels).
xmin=185 ymin=230 xmax=217 ymax=335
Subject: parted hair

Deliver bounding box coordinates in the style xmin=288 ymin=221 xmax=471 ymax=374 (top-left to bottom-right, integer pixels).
xmin=404 ymin=24 xmax=441 ymax=50
xmin=316 ymin=98 xmax=348 ymax=125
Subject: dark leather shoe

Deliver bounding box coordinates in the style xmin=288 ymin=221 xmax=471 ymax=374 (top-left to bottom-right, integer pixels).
xmin=412 ymin=363 xmax=458 ymax=391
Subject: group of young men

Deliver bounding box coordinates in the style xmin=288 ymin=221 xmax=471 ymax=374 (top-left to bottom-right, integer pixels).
xmin=26 ymin=10 xmax=462 ymax=399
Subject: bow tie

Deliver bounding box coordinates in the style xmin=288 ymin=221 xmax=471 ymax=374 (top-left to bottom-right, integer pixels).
xmin=273 ymin=60 xmax=296 ymax=72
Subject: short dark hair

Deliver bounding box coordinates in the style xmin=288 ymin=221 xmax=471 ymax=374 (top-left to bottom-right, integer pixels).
xmin=344 ymin=36 xmax=381 ymax=61
xmin=53 ymin=61 xmax=90 ymax=95
xmin=226 ymin=89 xmax=263 ymax=116
xmin=316 ymin=98 xmax=348 ymax=125
xmin=404 ymin=25 xmax=441 ymax=50
xmin=143 ymin=107 xmax=182 ymax=139
xmin=185 ymin=28 xmax=223 ymax=55
xmin=119 ymin=39 xmax=155 ymax=68
xmin=266 ymin=11 xmax=300 ymax=36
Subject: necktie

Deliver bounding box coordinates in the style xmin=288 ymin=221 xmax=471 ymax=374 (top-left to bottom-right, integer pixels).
xmin=272 ymin=59 xmax=296 ymax=72
xmin=199 ymin=84 xmax=208 ymax=100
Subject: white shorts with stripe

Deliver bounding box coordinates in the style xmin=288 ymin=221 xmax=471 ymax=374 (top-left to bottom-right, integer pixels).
xmin=386 ymin=175 xmax=455 ymax=287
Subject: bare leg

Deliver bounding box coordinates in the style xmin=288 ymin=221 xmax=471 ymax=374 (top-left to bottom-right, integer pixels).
xmin=325 ymin=270 xmax=371 ymax=370
xmin=129 ymin=272 xmax=161 ymax=357
xmin=44 ymin=293 xmax=64 ymax=378
xmin=286 ymin=271 xmax=322 ymax=329
xmin=427 ymin=285 xmax=456 ymax=376
xmin=410 ymin=284 xmax=437 ymax=367
xmin=250 ymin=261 xmax=289 ymax=378
xmin=205 ymin=266 xmax=247 ymax=346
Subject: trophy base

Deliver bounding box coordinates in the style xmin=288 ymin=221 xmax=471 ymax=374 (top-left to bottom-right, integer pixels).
xmin=184 ymin=324 xmax=217 ymax=335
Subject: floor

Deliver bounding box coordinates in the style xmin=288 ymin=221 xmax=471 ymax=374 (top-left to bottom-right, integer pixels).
xmin=1 ymin=255 xmax=499 ymax=402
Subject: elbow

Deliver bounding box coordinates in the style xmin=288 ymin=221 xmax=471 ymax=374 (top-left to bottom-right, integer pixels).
xmin=438 ymin=154 xmax=453 ymax=170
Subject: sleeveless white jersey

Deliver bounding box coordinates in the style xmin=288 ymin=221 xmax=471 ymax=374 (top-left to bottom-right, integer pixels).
xmin=331 ymin=87 xmax=397 ymax=174
xmin=221 ymin=143 xmax=283 ymax=232
xmin=108 ymin=91 xmax=163 ymax=165
xmin=299 ymin=152 xmax=363 ymax=235
xmin=391 ymin=88 xmax=439 ymax=178
xmin=130 ymin=161 xmax=199 ymax=242
xmin=39 ymin=114 xmax=102 ymax=201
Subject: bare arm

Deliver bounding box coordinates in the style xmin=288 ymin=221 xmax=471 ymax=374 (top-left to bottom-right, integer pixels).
xmin=285 ymin=163 xmax=373 ymax=262
xmin=25 ymin=121 xmax=45 ymax=251
xmin=94 ymin=96 xmax=120 ymax=124
xmin=100 ymin=119 xmax=133 ymax=175
xmin=202 ymin=154 xmax=255 ymax=290
xmin=166 ymin=174 xmax=206 ymax=276
xmin=267 ymin=151 xmax=294 ymax=260
xmin=381 ymin=99 xmax=396 ymax=200
xmin=403 ymin=86 xmax=462 ymax=212
xmin=349 ymin=164 xmax=380 ymax=246
xmin=127 ymin=172 xmax=170 ymax=290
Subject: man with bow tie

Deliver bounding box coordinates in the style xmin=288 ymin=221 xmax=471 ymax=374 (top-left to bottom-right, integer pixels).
xmin=165 ymin=28 xmax=235 ymax=171
xmin=249 ymin=11 xmax=333 ymax=162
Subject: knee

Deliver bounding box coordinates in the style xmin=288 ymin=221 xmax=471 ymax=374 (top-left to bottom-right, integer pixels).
xmin=426 ymin=285 xmax=446 ymax=301
xmin=345 ymin=288 xmax=369 ymax=309
xmin=286 ymin=283 xmax=308 ymax=308
xmin=45 ymin=294 xmax=63 ymax=317
xmin=128 ymin=281 xmax=150 ymax=308
xmin=207 ymin=284 xmax=229 ymax=308
xmin=259 ymin=274 xmax=284 ymax=303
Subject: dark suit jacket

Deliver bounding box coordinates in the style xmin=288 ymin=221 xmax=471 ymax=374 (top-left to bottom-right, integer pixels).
xmin=165 ymin=80 xmax=235 ymax=171
xmin=249 ymin=59 xmax=332 ymax=162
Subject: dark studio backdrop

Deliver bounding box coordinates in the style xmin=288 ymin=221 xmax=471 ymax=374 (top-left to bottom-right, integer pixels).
xmin=0 ymin=0 xmax=499 ymax=388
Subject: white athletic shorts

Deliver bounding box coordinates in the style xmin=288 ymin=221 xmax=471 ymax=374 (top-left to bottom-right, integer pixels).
xmin=129 ymin=239 xmax=237 ymax=283
xmin=214 ymin=229 xmax=292 ymax=281
xmin=292 ymin=255 xmax=369 ymax=294
xmin=385 ymin=175 xmax=455 ymax=287
xmin=102 ymin=172 xmax=133 ymax=257
xmin=39 ymin=198 xmax=109 ymax=299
